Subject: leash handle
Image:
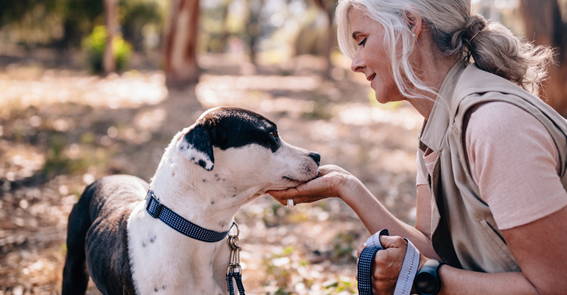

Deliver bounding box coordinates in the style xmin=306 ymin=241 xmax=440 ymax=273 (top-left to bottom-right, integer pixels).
xmin=357 ymin=229 xmax=421 ymax=295
xmin=357 ymin=229 xmax=388 ymax=295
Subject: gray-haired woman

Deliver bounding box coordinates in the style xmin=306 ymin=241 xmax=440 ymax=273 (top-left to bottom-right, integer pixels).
xmin=269 ymin=0 xmax=567 ymax=294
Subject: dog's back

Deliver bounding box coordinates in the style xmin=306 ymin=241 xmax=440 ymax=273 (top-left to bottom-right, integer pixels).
xmin=62 ymin=175 xmax=148 ymax=295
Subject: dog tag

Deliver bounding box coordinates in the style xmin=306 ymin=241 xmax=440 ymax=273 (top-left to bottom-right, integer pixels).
xmin=287 ymin=199 xmax=294 ymax=208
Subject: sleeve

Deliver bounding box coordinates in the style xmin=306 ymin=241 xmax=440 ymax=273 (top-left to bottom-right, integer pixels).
xmin=416 ymin=149 xmax=429 ymax=186
xmin=466 ymin=101 xmax=567 ymax=230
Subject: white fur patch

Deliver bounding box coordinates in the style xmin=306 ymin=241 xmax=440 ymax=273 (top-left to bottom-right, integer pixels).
xmin=178 ymin=140 xmax=214 ymax=171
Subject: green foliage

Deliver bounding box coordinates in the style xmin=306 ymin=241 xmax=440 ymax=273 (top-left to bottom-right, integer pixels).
xmin=120 ymin=0 xmax=164 ymax=50
xmin=82 ymin=26 xmax=132 ymax=73
xmin=324 ymin=279 xmax=357 ymax=294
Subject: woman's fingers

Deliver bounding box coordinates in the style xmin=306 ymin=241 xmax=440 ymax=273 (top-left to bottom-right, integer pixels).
xmin=267 ymin=164 xmax=354 ymax=205
xmin=379 ymin=235 xmax=407 ymax=249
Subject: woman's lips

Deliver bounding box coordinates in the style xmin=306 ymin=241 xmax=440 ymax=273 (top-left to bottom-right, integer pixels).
xmin=367 ymin=73 xmax=376 ymax=81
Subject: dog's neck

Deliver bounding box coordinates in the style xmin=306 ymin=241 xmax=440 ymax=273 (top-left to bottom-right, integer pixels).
xmin=148 ymin=146 xmax=262 ymax=233
xmin=128 ymin=147 xmax=264 ymax=293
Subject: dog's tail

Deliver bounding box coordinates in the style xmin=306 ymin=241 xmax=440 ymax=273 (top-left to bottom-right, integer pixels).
xmin=61 ymin=182 xmax=96 ymax=295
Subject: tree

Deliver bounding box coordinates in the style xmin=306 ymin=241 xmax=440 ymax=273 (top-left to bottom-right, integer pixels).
xmin=244 ymin=0 xmax=265 ymax=67
xmin=312 ymin=0 xmax=336 ymax=79
xmin=103 ymin=0 xmax=118 ymax=74
xmin=520 ymin=0 xmax=567 ymax=115
xmin=164 ymin=0 xmax=201 ymax=89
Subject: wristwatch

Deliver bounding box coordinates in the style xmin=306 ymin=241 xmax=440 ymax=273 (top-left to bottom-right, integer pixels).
xmin=413 ymin=259 xmax=444 ymax=295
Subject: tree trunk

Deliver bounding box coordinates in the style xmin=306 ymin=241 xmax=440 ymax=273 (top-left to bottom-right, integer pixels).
xmin=245 ymin=0 xmax=264 ymax=67
xmin=520 ymin=0 xmax=567 ymax=115
xmin=313 ymin=0 xmax=335 ymax=79
xmin=164 ymin=0 xmax=201 ymax=89
xmin=103 ymin=0 xmax=118 ymax=74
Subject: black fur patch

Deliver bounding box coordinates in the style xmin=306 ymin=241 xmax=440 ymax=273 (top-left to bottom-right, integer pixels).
xmin=62 ymin=175 xmax=147 ymax=295
xmin=197 ymin=107 xmax=281 ymax=152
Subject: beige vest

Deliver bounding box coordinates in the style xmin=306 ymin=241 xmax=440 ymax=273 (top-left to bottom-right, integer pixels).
xmin=418 ymin=63 xmax=567 ymax=272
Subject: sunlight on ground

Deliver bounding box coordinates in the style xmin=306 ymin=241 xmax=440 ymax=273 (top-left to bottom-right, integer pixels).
xmin=0 ymin=54 xmax=425 ymax=294
xmin=0 ymin=67 xmax=167 ymax=114
xmin=335 ymin=102 xmax=422 ymax=130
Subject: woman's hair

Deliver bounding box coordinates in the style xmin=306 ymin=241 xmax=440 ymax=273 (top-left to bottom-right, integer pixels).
xmin=336 ymin=0 xmax=554 ymax=98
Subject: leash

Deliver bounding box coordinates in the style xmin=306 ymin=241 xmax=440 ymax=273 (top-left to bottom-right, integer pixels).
xmin=145 ymin=190 xmax=247 ymax=294
xmin=227 ymin=222 xmax=246 ymax=295
xmin=357 ymin=229 xmax=421 ymax=295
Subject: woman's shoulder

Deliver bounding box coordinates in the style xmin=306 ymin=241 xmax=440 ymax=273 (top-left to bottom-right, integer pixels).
xmin=466 ymin=100 xmax=553 ymax=144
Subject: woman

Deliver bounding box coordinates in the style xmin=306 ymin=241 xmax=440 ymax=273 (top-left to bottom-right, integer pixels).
xmin=269 ymin=0 xmax=567 ymax=294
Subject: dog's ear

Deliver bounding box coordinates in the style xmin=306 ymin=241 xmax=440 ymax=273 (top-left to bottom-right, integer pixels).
xmin=179 ymin=124 xmax=214 ymax=171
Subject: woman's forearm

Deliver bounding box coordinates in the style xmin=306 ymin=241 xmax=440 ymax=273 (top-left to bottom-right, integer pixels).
xmin=439 ymin=266 xmax=537 ymax=295
xmin=339 ymin=177 xmax=440 ymax=259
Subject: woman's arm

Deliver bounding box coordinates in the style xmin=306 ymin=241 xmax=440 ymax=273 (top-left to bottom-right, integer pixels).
xmin=437 ymin=205 xmax=567 ymax=295
xmin=268 ymin=164 xmax=439 ymax=259
xmin=341 ymin=176 xmax=440 ymax=259
xmin=370 ymin=205 xmax=567 ymax=295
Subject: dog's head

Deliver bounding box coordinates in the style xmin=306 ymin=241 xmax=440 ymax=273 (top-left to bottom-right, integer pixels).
xmin=176 ymin=107 xmax=320 ymax=191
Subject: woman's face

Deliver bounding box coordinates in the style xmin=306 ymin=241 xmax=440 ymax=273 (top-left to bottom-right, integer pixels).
xmin=348 ymin=7 xmax=405 ymax=104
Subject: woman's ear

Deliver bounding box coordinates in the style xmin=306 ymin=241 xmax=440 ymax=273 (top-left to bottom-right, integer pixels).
xmin=405 ymin=11 xmax=424 ymax=37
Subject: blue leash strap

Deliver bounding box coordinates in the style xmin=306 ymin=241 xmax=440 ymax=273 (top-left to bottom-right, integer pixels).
xmin=357 ymin=229 xmax=421 ymax=295
xmin=227 ymin=272 xmax=246 ymax=295
xmin=357 ymin=229 xmax=388 ymax=295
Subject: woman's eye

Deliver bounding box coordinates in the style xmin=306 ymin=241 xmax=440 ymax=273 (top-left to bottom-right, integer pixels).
xmin=358 ymin=37 xmax=367 ymax=46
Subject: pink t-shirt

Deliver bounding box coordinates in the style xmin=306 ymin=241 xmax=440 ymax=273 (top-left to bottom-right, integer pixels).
xmin=417 ymin=102 xmax=567 ymax=230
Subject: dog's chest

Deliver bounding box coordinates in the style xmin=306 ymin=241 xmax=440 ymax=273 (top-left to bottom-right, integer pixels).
xmin=127 ymin=205 xmax=228 ymax=295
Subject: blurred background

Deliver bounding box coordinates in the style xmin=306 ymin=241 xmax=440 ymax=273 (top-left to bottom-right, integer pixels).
xmin=0 ymin=0 xmax=565 ymax=294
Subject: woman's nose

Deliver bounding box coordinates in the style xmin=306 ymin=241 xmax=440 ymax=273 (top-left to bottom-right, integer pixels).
xmin=350 ymin=55 xmax=365 ymax=73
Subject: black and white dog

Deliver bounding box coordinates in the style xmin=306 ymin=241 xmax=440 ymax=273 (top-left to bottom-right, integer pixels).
xmin=62 ymin=107 xmax=320 ymax=295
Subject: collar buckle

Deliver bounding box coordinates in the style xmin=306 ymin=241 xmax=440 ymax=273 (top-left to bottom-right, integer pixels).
xmin=146 ymin=191 xmax=163 ymax=218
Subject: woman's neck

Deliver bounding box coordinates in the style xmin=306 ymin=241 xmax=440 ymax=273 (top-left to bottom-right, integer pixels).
xmin=407 ymin=33 xmax=462 ymax=119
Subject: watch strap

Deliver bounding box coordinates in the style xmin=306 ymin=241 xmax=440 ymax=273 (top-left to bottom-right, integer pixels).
xmin=413 ymin=259 xmax=445 ymax=295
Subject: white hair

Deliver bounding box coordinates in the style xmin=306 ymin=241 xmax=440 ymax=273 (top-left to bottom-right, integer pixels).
xmin=336 ymin=0 xmax=554 ymax=98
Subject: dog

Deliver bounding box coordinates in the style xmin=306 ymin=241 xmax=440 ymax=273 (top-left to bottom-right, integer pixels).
xmin=61 ymin=106 xmax=321 ymax=295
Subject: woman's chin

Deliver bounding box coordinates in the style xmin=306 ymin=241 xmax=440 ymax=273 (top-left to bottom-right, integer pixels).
xmin=374 ymin=92 xmax=404 ymax=104
xmin=375 ymin=95 xmax=396 ymax=104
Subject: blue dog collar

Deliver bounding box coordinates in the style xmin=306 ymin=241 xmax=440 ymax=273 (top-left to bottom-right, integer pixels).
xmin=145 ymin=190 xmax=230 ymax=243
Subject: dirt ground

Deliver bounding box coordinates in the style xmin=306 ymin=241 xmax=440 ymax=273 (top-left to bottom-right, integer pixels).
xmin=0 ymin=53 xmax=423 ymax=294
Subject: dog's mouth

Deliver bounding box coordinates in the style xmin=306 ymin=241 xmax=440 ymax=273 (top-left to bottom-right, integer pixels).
xmin=282 ymin=176 xmax=302 ymax=183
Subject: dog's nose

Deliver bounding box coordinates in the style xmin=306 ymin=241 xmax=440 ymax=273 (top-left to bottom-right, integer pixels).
xmin=308 ymin=152 xmax=321 ymax=165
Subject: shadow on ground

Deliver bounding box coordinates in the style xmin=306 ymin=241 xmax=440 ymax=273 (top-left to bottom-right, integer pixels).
xmin=0 ymin=54 xmax=422 ymax=294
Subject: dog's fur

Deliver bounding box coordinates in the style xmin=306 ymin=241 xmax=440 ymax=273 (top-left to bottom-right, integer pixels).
xmin=62 ymin=107 xmax=320 ymax=295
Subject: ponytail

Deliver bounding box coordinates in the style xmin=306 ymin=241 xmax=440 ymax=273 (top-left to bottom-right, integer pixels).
xmin=432 ymin=14 xmax=555 ymax=94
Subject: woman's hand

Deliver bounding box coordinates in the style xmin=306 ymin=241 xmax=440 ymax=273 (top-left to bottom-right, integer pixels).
xmin=267 ymin=164 xmax=357 ymax=205
xmin=358 ymin=235 xmax=428 ymax=295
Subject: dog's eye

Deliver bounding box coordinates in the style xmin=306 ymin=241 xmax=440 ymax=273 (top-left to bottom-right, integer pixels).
xmin=269 ymin=130 xmax=278 ymax=139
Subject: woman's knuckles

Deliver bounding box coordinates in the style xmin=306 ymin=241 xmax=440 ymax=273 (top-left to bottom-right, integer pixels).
xmin=380 ymin=235 xmax=407 ymax=248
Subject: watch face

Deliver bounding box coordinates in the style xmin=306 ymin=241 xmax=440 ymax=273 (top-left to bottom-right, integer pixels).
xmin=415 ymin=272 xmax=438 ymax=294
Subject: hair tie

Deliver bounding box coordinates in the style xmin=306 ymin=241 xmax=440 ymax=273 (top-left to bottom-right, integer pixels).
xmin=463 ymin=15 xmax=487 ymax=47
xmin=469 ymin=30 xmax=482 ymax=43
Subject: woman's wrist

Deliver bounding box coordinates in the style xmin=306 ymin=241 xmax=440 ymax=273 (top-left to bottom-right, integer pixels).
xmin=337 ymin=175 xmax=364 ymax=203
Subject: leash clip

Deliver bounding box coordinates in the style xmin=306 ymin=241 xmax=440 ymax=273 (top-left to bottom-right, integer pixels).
xmin=227 ymin=228 xmax=242 ymax=275
xmin=226 ymin=222 xmax=246 ymax=294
